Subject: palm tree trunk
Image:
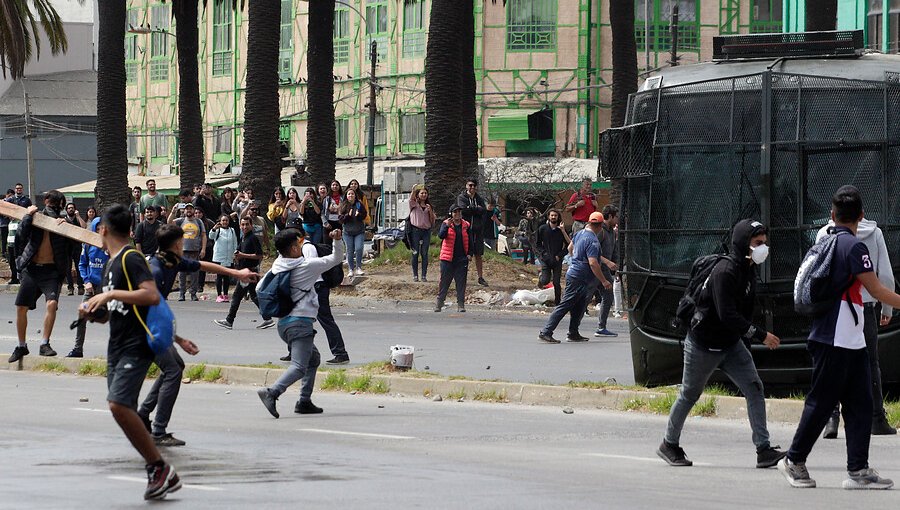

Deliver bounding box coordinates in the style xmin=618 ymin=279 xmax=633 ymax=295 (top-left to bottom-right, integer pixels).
xmin=805 ymin=1 xmax=836 ymax=32
xmin=425 ymin=0 xmax=464 ymax=218
xmin=305 ymin=0 xmax=336 ymax=185
xmin=174 ymin=0 xmax=205 ymax=190
xmin=609 ymin=0 xmax=637 ymax=128
xmin=459 ymin=0 xmax=479 ymax=179
xmin=95 ymin=0 xmax=130 ymax=210
xmin=241 ymin=0 xmax=282 ymax=195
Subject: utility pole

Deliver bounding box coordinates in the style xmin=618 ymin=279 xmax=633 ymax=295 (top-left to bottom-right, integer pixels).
xmin=22 ymin=90 xmax=36 ymax=202
xmin=366 ymin=40 xmax=377 ymax=191
xmin=644 ymin=0 xmax=651 ymax=70
xmin=669 ymin=4 xmax=680 ymax=67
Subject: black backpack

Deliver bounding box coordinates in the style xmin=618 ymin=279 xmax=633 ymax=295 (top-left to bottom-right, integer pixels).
xmin=305 ymin=241 xmax=344 ymax=288
xmin=673 ymin=254 xmax=730 ymax=329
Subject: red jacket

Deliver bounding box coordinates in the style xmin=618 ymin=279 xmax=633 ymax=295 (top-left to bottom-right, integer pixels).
xmin=439 ymin=219 xmax=470 ymax=262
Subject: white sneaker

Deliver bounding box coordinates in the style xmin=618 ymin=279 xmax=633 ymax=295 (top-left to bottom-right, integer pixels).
xmin=843 ymin=468 xmax=894 ymax=490
xmin=356 ymin=268 xmax=365 ymax=276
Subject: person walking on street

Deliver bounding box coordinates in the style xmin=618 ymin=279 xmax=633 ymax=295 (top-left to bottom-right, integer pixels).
xmin=779 ymin=186 xmax=900 ymax=490
xmin=63 ymin=202 xmax=86 ymax=296
xmin=657 ymin=219 xmax=786 ymax=470
xmin=535 ymin=209 xmax=569 ymax=306
xmin=213 ymin=217 xmax=275 ymax=330
xmin=456 ymin=179 xmax=489 ymax=286
xmin=301 ymin=223 xmax=350 ymax=365
xmin=339 ymin=188 xmax=367 ymax=277
xmin=816 ymin=217 xmax=896 ymax=438
xmin=256 ymin=227 xmax=346 ymax=419
xmin=408 ymin=187 xmax=436 ymax=282
xmin=517 ymin=208 xmax=538 ymax=265
xmin=8 ymin=190 xmax=74 ymax=363
xmin=435 ymin=204 xmax=473 ymax=313
xmin=566 ymin=178 xmax=599 ymax=234
xmin=66 ymin=217 xmax=108 ymax=358
xmin=78 ymin=205 xmax=181 ymax=500
xmin=171 ymin=203 xmax=206 ymax=301
xmin=595 ymin=205 xmax=620 ymax=338
xmin=538 ymin=212 xmax=611 ymax=344
xmin=209 ymin=214 xmax=239 ymax=303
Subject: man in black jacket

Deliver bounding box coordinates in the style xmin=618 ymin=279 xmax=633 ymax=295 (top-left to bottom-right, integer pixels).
xmin=535 ymin=209 xmax=568 ymax=305
xmin=8 ymin=190 xmax=74 ymax=362
xmin=456 ymin=179 xmax=489 ymax=287
xmin=657 ymin=219 xmax=785 ymax=469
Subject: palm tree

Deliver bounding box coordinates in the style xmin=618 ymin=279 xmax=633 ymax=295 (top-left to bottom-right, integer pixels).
xmin=241 ymin=0 xmax=282 ymax=195
xmin=0 ymin=0 xmax=74 ymax=79
xmin=305 ymin=0 xmax=336 ymax=185
xmin=459 ymin=0 xmax=478 ymax=178
xmin=95 ymin=0 xmax=130 ymax=210
xmin=171 ymin=0 xmax=205 ymax=190
xmin=424 ymin=0 xmax=464 ymax=217
xmin=609 ymin=0 xmax=637 ymax=128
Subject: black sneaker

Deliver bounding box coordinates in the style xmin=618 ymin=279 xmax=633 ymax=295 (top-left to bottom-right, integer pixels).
xmin=566 ymin=333 xmax=589 ymax=342
xmin=413 ymin=276 xmax=419 ymax=282
xmin=144 ymin=462 xmax=182 ymax=500
xmin=457 ymin=305 xmax=466 ymax=313
xmin=657 ymin=441 xmax=693 ymax=467
xmin=823 ymin=415 xmax=839 ymax=439
xmin=66 ymin=287 xmax=75 ymax=296
xmin=39 ymin=343 xmax=57 ymax=357
xmin=8 ymin=345 xmax=28 ymax=363
xmin=279 ymin=354 xmax=291 ymax=362
xmin=872 ymin=416 xmax=897 ymax=436
xmin=326 ymin=356 xmax=350 ymax=365
xmin=256 ymin=318 xmax=276 ymax=330
xmin=77 ymin=286 xmax=85 ymax=296
xmin=213 ymin=319 xmax=233 ymax=330
xmin=478 ymin=277 xmax=489 ymax=287
xmin=756 ymin=445 xmax=787 ymax=468
xmin=153 ymin=433 xmax=186 ymax=447
xmin=434 ymin=301 xmax=444 ymax=313
xmin=65 ymin=347 xmax=83 ymax=358
xmin=294 ymin=400 xmax=324 ymax=414
xmin=190 ymin=294 xmax=199 ymax=302
xmin=422 ymin=276 xmax=428 ymax=282
xmin=538 ymin=333 xmax=561 ymax=344
xmin=257 ymin=388 xmax=279 ymax=418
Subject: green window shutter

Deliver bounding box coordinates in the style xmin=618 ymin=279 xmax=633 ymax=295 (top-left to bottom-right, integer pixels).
xmin=487 ymin=109 xmax=541 ymax=141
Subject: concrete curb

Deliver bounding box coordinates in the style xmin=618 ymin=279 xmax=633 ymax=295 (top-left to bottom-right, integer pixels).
xmin=4 ymin=355 xmax=807 ymax=424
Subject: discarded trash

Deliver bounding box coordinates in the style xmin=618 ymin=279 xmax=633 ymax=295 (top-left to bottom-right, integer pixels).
xmin=79 ymin=397 xmax=89 ymax=403
xmin=485 ymin=365 xmax=491 ymax=370
xmin=603 ymin=377 xmax=618 ymax=385
xmin=181 ymin=378 xmax=192 ymax=384
xmin=390 ymin=345 xmax=415 ymax=370
xmin=423 ymin=365 xmax=430 ymax=370
xmin=377 ymin=405 xmax=385 ymax=409
xmin=562 ymin=407 xmax=574 ymax=414
xmin=507 ymin=288 xmax=554 ymax=306
xmin=432 ymin=395 xmax=442 ymax=402
xmin=225 ymin=390 xmax=231 ymax=395
xmin=469 ymin=289 xmax=507 ymax=306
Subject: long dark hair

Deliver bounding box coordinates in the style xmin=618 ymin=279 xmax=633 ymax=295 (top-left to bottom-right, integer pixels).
xmin=329 ymin=180 xmax=342 ymax=196
xmin=287 ymin=187 xmax=300 ymax=201
xmin=221 ymin=187 xmax=235 ymax=204
xmin=339 ymin=188 xmax=360 ymax=215
xmin=414 ymin=187 xmax=431 ymax=207
xmin=269 ymin=186 xmax=286 ymax=204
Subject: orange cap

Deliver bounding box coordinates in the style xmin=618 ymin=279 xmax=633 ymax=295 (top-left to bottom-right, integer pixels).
xmin=588 ymin=212 xmax=604 ymax=224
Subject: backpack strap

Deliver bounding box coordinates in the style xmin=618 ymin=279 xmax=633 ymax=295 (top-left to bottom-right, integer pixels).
xmin=119 ymin=248 xmax=156 ymax=342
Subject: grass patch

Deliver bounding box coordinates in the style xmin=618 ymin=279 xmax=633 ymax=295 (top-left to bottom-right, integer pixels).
xmin=648 ymin=392 xmax=677 ymax=414
xmin=370 ymin=379 xmax=390 ymax=394
xmin=447 ymin=388 xmax=467 ymax=400
xmin=703 ymin=384 xmax=738 ymax=397
xmin=35 ymin=360 xmax=69 ymax=374
xmin=472 ymin=390 xmax=508 ymax=402
xmin=237 ymin=363 xmax=283 ymax=369
xmin=360 ymin=360 xmax=393 ymax=373
xmin=886 ymin=400 xmax=900 ymax=428
xmin=146 ymin=363 xmax=160 ymax=379
xmin=787 ymin=391 xmax=807 ymax=401
xmin=77 ymin=360 xmax=107 ymax=376
xmin=567 ymin=380 xmax=646 ymax=391
xmin=622 ymin=398 xmax=649 ymax=411
xmin=531 ymin=380 xmax=553 ymax=386
xmin=448 ymin=375 xmax=473 ymax=381
xmin=348 ymin=375 xmax=372 ymax=392
xmin=184 ymin=363 xmax=206 ymax=381
xmin=691 ymin=397 xmax=718 ymax=417
xmin=321 ymin=370 xmax=348 ymax=391
xmin=202 ymin=367 xmax=222 ymax=382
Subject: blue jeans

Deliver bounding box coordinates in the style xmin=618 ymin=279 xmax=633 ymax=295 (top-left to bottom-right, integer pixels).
xmin=596 ymin=269 xmax=615 ymax=330
xmin=540 ymin=276 xmax=597 ymax=336
xmin=409 ymin=226 xmax=431 ymax=278
xmin=270 ymin=319 xmax=320 ymax=402
xmin=303 ymin=223 xmax=323 ymax=245
xmin=665 ymin=334 xmax=770 ymax=450
xmin=344 ymin=232 xmax=365 ymax=271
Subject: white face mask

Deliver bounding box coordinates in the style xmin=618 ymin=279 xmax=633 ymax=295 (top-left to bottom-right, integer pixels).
xmin=749 ymin=244 xmax=769 ymax=265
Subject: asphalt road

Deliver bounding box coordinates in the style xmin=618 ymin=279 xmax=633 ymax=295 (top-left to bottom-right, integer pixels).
xmin=3 ymin=371 xmax=900 ymax=509
xmin=0 ymin=292 xmax=636 ymax=385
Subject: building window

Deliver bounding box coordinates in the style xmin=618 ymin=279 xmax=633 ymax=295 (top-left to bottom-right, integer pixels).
xmin=127 ymin=133 xmax=141 ymax=159
xmin=750 ymin=0 xmax=783 ymax=33
xmin=213 ymin=126 xmax=231 ymax=154
xmin=868 ymin=0 xmax=900 ymax=53
xmin=401 ymin=113 xmax=425 ymax=146
xmin=150 ymin=4 xmax=169 ymax=81
xmin=375 ymin=114 xmax=386 ymax=146
xmin=279 ymin=0 xmax=293 ymax=82
xmin=125 ymin=9 xmax=139 ymax=84
xmin=151 ymin=130 xmax=169 ymax=159
xmin=334 ymin=6 xmax=351 ymax=64
xmin=506 ymin=0 xmax=557 ymax=52
xmin=634 ymin=0 xmax=700 ymax=53
xmin=402 ymin=0 xmax=425 ymax=58
xmin=212 ymin=0 xmax=233 ymax=76
xmin=366 ymin=0 xmax=389 ymax=62
xmin=336 ymin=118 xmax=350 ymax=148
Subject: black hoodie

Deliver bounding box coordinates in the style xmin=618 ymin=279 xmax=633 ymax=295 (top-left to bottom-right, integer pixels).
xmin=690 ymin=219 xmax=768 ymax=351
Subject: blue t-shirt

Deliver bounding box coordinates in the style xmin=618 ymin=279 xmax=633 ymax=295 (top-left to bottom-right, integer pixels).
xmin=808 ymin=227 xmax=873 ymax=349
xmin=566 ymin=228 xmax=600 ymax=282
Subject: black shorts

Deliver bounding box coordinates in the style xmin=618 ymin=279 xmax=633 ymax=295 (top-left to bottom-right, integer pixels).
xmin=107 ymin=355 xmax=153 ymax=409
xmin=15 ymin=265 xmax=62 ymax=310
xmin=470 ymin=232 xmax=485 ymax=256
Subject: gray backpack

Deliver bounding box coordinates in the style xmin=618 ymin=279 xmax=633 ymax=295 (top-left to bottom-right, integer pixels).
xmin=794 ymin=229 xmax=858 ymax=324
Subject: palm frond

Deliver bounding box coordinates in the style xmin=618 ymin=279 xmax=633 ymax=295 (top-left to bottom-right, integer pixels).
xmin=0 ymin=0 xmax=82 ymax=79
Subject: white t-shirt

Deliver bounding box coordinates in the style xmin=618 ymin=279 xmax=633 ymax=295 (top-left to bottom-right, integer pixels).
xmin=302 ymin=241 xmax=324 ymax=283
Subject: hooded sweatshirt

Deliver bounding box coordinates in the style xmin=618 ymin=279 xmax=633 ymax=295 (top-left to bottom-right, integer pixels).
xmin=261 ymin=238 xmax=345 ymax=320
xmin=690 ymin=219 xmax=768 ymax=351
xmin=78 ymin=218 xmax=109 ymax=286
xmin=816 ymin=219 xmax=894 ymax=315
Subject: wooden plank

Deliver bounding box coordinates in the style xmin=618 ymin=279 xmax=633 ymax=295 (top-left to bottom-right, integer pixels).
xmin=0 ymin=201 xmax=103 ymax=247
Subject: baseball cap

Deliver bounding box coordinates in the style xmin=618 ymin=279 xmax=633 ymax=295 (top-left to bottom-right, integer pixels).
xmin=588 ymin=212 xmax=604 ymax=224
xmin=183 ymin=202 xmax=194 ymax=209
xmin=449 ymin=204 xmax=462 ymax=214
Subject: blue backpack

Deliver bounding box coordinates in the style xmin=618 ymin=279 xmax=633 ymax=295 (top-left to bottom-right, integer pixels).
xmin=794 ymin=229 xmax=858 ymax=325
xmin=257 ymin=269 xmax=309 ymax=318
xmin=121 ymin=249 xmax=176 ymax=355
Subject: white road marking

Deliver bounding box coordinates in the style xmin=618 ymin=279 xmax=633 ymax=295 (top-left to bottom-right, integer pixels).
xmin=108 ymin=475 xmax=224 ymax=492
xmin=582 ymin=453 xmax=712 ymax=467
xmin=297 ymin=428 xmax=415 ymax=440
xmin=71 ymin=407 xmax=109 ymax=413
